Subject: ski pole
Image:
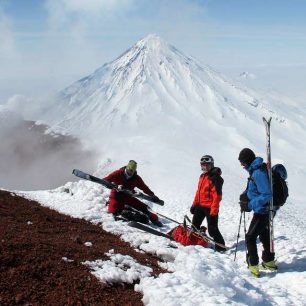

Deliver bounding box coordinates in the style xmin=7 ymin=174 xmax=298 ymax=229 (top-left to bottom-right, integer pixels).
xmin=154 ymin=211 xmax=182 ymax=225
xmin=234 ymin=211 xmax=243 ymax=261
xmin=243 ymin=212 xmax=247 ymax=256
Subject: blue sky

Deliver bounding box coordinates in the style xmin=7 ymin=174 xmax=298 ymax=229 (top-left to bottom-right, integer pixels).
xmin=1 ymin=0 xmax=306 ymax=100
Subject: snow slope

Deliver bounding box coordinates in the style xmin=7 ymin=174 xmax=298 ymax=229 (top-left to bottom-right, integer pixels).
xmin=18 ymin=178 xmax=306 ymax=305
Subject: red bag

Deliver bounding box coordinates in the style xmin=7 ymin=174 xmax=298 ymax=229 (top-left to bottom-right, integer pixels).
xmin=168 ymin=225 xmax=208 ymax=247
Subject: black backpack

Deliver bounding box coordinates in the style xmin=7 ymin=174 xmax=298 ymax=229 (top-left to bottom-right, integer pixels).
xmin=250 ymin=163 xmax=289 ymax=207
xmin=272 ymin=169 xmax=289 ymax=207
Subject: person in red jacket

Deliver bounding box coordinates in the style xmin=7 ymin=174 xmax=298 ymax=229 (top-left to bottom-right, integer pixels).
xmin=190 ymin=155 xmax=226 ymax=252
xmin=103 ymin=160 xmax=162 ymax=227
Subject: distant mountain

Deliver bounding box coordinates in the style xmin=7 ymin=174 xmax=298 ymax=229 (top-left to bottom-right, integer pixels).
xmin=45 ymin=34 xmax=285 ymax=137
xmin=238 ymin=71 xmax=256 ymax=80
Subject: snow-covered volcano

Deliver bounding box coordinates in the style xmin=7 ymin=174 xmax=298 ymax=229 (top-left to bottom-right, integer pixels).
xmin=48 ymin=34 xmax=285 ymax=136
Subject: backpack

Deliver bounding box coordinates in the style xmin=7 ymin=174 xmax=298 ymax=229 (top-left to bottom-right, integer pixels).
xmin=168 ymin=216 xmax=208 ymax=247
xmin=168 ymin=224 xmax=208 ymax=247
xmin=272 ymin=164 xmax=289 ymax=206
xmin=250 ymin=163 xmax=289 ymax=207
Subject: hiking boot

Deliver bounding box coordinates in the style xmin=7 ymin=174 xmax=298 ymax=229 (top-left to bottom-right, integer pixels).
xmin=248 ymin=265 xmax=260 ymax=277
xmin=262 ymin=260 xmax=278 ymax=271
xmin=149 ymin=213 xmax=163 ymax=227
xmin=200 ymin=226 xmax=207 ymax=236
xmin=149 ymin=212 xmax=158 ymax=222
xmin=151 ymin=219 xmax=163 ymax=227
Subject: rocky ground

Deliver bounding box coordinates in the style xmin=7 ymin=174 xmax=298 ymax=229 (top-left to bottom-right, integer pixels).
xmin=0 ymin=190 xmax=166 ymax=305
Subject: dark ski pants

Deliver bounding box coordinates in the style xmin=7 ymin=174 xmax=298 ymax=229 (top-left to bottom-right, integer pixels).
xmin=108 ymin=190 xmax=148 ymax=214
xmin=192 ymin=205 xmax=225 ymax=251
xmin=246 ymin=213 xmax=275 ymax=266
xmin=108 ymin=190 xmax=157 ymax=221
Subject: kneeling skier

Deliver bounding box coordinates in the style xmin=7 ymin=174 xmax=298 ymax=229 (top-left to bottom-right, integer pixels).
xmin=103 ymin=160 xmax=163 ymax=227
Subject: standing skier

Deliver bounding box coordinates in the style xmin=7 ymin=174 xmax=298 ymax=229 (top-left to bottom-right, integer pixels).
xmin=190 ymin=155 xmax=226 ymax=252
xmin=238 ymin=148 xmax=277 ymax=277
xmin=103 ymin=160 xmax=162 ymax=227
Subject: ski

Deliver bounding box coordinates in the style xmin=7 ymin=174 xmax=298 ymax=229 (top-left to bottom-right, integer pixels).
xmin=262 ymin=117 xmax=274 ymax=253
xmin=72 ymin=169 xmax=164 ymax=206
xmin=128 ymin=221 xmax=174 ymax=240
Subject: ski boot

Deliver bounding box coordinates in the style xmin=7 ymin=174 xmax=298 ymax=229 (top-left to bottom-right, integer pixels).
xmin=149 ymin=212 xmax=163 ymax=227
xmin=248 ymin=265 xmax=260 ymax=278
xmin=261 ymin=260 xmax=278 ymax=271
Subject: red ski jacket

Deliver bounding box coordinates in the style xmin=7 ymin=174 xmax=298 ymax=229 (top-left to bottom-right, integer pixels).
xmin=192 ymin=167 xmax=224 ymax=216
xmin=103 ymin=167 xmax=154 ymax=196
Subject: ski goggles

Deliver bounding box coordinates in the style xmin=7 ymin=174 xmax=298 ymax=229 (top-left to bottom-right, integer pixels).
xmin=200 ymin=156 xmax=213 ymax=164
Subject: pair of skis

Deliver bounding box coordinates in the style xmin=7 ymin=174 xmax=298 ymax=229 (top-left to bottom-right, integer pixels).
xmin=72 ymin=169 xmax=164 ymax=206
xmin=263 ymin=117 xmax=274 ymax=253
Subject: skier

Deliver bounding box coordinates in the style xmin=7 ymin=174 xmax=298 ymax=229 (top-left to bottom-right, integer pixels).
xmin=190 ymin=155 xmax=226 ymax=252
xmin=238 ymin=148 xmax=277 ymax=277
xmin=103 ymin=160 xmax=163 ymax=227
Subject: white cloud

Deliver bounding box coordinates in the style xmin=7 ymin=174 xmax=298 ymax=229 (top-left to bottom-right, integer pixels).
xmin=0 ymin=5 xmax=16 ymax=58
xmin=45 ymin=0 xmax=135 ymax=27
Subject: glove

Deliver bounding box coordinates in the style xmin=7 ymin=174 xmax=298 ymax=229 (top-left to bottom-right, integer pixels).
xmin=239 ymin=192 xmax=251 ymax=212
xmin=190 ymin=205 xmax=195 ymax=214
xmin=239 ymin=201 xmax=251 ymax=212
xmin=116 ymin=185 xmax=124 ymax=192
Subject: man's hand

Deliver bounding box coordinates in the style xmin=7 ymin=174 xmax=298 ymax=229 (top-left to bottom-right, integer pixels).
xmin=239 ymin=192 xmax=251 ymax=212
xmin=239 ymin=201 xmax=251 ymax=212
xmin=210 ymin=210 xmax=218 ymax=217
xmin=190 ymin=205 xmax=195 ymax=214
xmin=116 ymin=185 xmax=124 ymax=192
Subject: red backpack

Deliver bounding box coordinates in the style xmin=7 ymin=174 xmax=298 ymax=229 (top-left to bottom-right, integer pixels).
xmin=168 ymin=220 xmax=208 ymax=247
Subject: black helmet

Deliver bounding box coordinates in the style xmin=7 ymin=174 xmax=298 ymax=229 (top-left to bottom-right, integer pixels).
xmin=238 ymin=148 xmax=255 ymax=166
xmin=200 ymin=155 xmax=214 ymax=166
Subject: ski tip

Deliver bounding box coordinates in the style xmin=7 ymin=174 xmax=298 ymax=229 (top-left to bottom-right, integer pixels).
xmin=263 ymin=116 xmax=272 ymax=123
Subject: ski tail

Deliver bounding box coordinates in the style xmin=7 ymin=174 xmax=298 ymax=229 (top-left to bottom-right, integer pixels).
xmin=128 ymin=221 xmax=174 ymax=240
xmin=72 ymin=169 xmax=115 ymax=189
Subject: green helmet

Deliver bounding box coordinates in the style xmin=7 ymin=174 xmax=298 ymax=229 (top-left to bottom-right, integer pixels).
xmin=126 ymin=160 xmax=137 ymax=172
